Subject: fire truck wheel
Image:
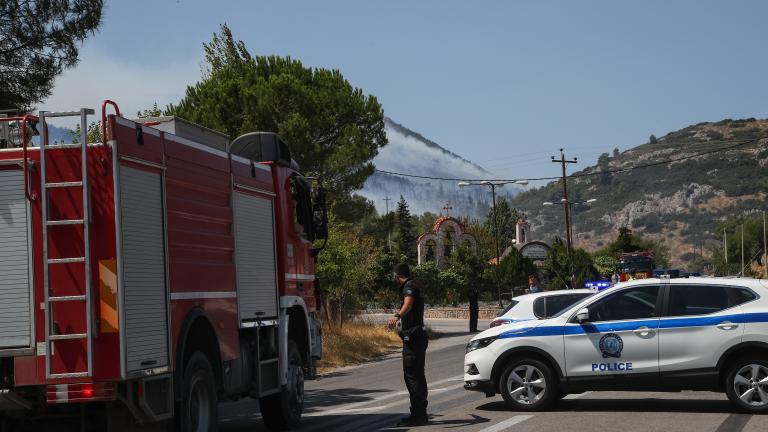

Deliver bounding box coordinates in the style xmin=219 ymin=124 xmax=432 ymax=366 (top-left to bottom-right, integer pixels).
xmin=179 ymin=352 xmax=218 ymax=432
xmin=260 ymin=341 xmax=304 ymax=430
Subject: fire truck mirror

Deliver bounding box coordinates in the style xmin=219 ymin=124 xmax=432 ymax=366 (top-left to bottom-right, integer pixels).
xmin=312 ymin=185 xmax=328 ymax=241
xmin=292 ymin=177 xmax=316 ymax=242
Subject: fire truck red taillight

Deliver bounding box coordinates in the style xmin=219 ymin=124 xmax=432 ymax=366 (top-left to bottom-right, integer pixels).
xmin=46 ymin=383 xmax=116 ymax=404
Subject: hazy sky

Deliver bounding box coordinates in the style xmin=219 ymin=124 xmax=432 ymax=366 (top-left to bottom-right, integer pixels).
xmin=45 ymin=0 xmax=768 ymax=182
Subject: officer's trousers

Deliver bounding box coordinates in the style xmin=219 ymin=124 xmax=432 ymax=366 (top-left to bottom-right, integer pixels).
xmin=402 ymin=331 xmax=429 ymax=418
xmin=469 ymin=302 xmax=479 ymax=332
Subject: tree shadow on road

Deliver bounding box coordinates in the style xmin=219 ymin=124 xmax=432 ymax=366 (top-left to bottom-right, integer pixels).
xmin=304 ymin=412 xmax=492 ymax=432
xmin=475 ymin=397 xmax=735 ymax=414
xmin=420 ymin=413 xmax=492 ymax=429
xmin=303 ymin=387 xmax=391 ymax=412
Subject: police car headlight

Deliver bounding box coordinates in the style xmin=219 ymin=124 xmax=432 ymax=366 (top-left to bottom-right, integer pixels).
xmin=466 ymin=336 xmax=497 ymax=353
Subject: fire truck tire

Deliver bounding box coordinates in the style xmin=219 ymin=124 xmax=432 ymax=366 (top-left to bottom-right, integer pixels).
xmin=178 ymin=352 xmax=218 ymax=432
xmin=260 ymin=341 xmax=304 ymax=430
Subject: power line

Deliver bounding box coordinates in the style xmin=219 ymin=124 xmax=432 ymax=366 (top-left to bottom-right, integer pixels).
xmin=375 ymin=137 xmax=764 ymax=183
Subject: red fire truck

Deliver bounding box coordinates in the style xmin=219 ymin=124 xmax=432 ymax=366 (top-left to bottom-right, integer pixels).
xmin=0 ymin=102 xmax=326 ymax=431
xmin=617 ymin=251 xmax=655 ymax=282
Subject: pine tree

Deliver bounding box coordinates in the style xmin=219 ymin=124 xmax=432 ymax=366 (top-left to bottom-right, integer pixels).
xmin=1 ymin=1 xmax=104 ymax=110
xmin=167 ymin=24 xmax=387 ymax=203
xmin=484 ymin=199 xmax=520 ymax=248
xmin=395 ymin=196 xmax=417 ymax=264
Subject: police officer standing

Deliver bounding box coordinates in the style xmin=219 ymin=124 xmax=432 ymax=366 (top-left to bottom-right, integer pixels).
xmin=388 ymin=263 xmax=429 ymax=427
xmin=468 ymin=286 xmax=479 ymax=332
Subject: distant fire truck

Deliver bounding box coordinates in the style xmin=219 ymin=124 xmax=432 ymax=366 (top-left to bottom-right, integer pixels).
xmin=0 ymin=102 xmax=326 ymax=431
xmin=617 ymin=251 xmax=655 ymax=281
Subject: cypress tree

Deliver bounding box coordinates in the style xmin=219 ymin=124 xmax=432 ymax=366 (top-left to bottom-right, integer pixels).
xmin=395 ymin=195 xmax=417 ymax=264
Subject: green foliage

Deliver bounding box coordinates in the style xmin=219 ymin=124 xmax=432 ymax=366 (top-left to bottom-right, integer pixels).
xmin=395 ymin=196 xmax=417 ymax=265
xmin=592 ymin=253 xmax=618 ymax=277
xmin=137 ymin=102 xmax=162 ymax=118
xmin=649 ymin=134 xmax=658 ymax=144
xmin=540 ymin=238 xmax=598 ymax=289
xmin=412 ymin=262 xmax=440 ymax=305
xmin=413 ymin=212 xmax=440 ymax=235
xmin=540 ymin=239 xmax=571 ymax=290
xmin=572 ymin=249 xmax=600 ymax=286
xmin=486 ymin=247 xmax=537 ymax=296
xmin=0 ymin=1 xmax=103 ymax=110
xmin=332 ymin=194 xmax=377 ymax=225
xmin=167 ymin=24 xmax=387 ymax=202
xmin=708 ymin=214 xmax=767 ymax=277
xmin=597 ymin=152 xmax=611 ymax=185
xmin=70 ymin=121 xmax=102 ymax=144
xmin=596 ymin=227 xmax=670 ymax=268
xmin=316 ymin=219 xmax=382 ymax=324
xmin=414 ymin=248 xmax=483 ymax=306
xmin=484 ymin=198 xmax=522 ymax=251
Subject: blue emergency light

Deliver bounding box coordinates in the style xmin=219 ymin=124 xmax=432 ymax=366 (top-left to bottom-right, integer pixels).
xmin=585 ymin=280 xmax=612 ymax=290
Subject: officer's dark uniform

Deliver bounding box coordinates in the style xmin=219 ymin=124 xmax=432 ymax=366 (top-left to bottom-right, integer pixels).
xmin=399 ymin=279 xmax=428 ymax=421
xmin=468 ymin=287 xmax=479 ymax=332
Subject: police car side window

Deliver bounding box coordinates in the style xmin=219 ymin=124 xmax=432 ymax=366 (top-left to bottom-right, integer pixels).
xmin=533 ymin=298 xmax=546 ymax=318
xmin=667 ymin=285 xmax=756 ymax=317
xmin=586 ymin=286 xmax=660 ymax=322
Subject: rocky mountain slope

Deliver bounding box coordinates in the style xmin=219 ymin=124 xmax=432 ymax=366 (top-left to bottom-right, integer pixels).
xmin=510 ymin=118 xmax=768 ymax=267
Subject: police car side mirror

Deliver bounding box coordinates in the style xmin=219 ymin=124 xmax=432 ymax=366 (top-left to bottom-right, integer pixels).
xmin=575 ymin=308 xmax=590 ymax=323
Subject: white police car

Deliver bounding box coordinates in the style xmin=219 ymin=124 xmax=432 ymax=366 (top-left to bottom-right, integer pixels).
xmin=464 ymin=277 xmax=768 ymax=413
xmin=490 ymin=289 xmax=596 ymax=328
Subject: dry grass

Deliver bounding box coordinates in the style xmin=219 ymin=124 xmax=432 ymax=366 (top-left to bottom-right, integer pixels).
xmin=318 ymin=320 xmax=402 ymax=374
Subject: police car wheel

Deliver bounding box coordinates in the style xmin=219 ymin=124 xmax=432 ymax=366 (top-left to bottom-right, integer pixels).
xmin=725 ymin=359 xmax=768 ymax=413
xmin=499 ymin=358 xmax=556 ymax=411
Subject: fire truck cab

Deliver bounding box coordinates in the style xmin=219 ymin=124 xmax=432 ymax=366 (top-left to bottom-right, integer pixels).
xmin=618 ymin=251 xmax=655 ymax=282
xmin=0 ymin=103 xmax=325 ymax=431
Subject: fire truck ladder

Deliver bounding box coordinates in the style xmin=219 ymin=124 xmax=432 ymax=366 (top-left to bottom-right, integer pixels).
xmin=40 ymin=109 xmax=95 ymax=379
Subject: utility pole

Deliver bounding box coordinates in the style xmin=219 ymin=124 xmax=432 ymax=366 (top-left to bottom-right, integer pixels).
xmin=551 ymin=149 xmax=578 ymax=287
xmin=383 ymin=196 xmax=392 ymax=252
xmin=741 ymin=224 xmax=745 ymax=277
xmin=763 ymin=210 xmax=768 ymax=278
xmin=724 ymin=229 xmax=728 ymax=275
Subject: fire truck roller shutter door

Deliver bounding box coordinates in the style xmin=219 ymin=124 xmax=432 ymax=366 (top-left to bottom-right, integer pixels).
xmin=120 ymin=166 xmax=169 ymax=373
xmin=0 ymin=169 xmax=33 ymax=350
xmin=234 ymin=192 xmax=279 ymax=322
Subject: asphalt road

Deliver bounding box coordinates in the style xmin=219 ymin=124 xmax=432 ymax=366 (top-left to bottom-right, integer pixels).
xmin=220 ymin=318 xmax=768 ymax=432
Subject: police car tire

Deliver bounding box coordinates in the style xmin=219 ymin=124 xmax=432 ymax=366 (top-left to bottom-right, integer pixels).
xmin=499 ymin=358 xmax=557 ymax=411
xmin=724 ymin=358 xmax=768 ymax=413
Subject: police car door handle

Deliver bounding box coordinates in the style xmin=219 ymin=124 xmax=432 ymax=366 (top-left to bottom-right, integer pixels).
xmin=633 ymin=326 xmax=654 ymax=337
xmin=716 ymin=321 xmax=739 ymax=330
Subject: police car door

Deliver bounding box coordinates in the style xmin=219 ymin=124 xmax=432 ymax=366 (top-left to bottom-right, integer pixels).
xmin=563 ymin=285 xmax=661 ymax=382
xmin=658 ymin=283 xmax=752 ymax=380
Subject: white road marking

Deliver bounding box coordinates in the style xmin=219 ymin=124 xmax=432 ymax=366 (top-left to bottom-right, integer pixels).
xmin=563 ymin=391 xmax=593 ymax=400
xmin=304 ymin=376 xmax=464 ymax=417
xmin=476 ymin=415 xmax=534 ymax=432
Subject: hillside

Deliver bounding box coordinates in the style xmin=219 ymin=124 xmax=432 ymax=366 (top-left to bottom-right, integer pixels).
xmin=359 ymin=117 xmax=521 ymax=217
xmin=511 ymin=118 xmax=768 ymax=267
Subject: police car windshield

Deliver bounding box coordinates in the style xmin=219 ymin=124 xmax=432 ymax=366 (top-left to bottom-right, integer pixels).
xmin=498 ymin=300 xmax=519 ymax=316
